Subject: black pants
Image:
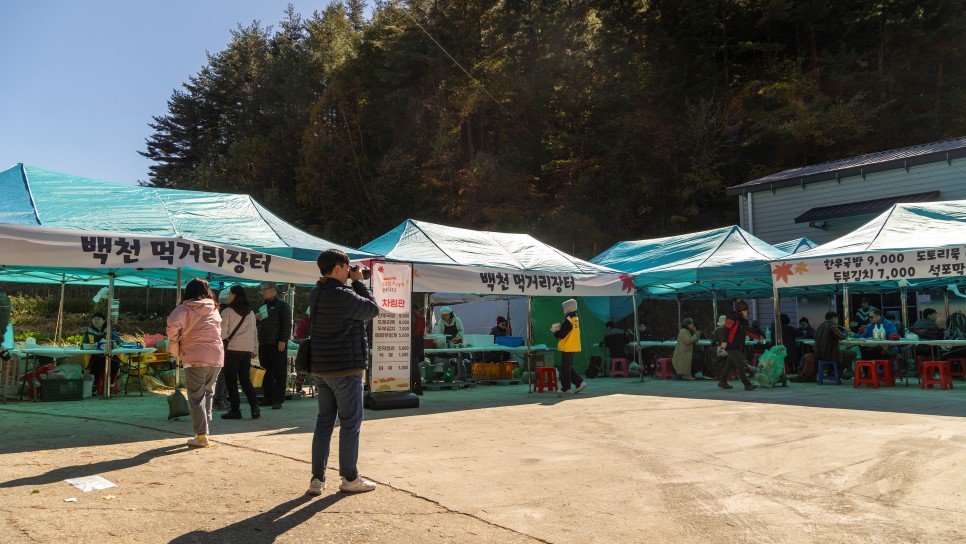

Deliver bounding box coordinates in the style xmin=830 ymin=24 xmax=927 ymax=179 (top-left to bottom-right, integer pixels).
xmin=224 ymin=350 xmax=258 ymax=412
xmin=719 ymin=351 xmax=751 ymax=386
xmin=259 ymin=344 xmax=288 ymax=405
xmin=411 ymin=336 xmax=424 ymax=392
xmin=560 ymin=352 xmax=584 ymax=392
xmin=89 ymin=355 xmax=120 ymax=389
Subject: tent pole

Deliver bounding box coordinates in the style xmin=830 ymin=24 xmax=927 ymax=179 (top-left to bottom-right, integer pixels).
xmin=145 ymin=285 xmax=150 ymax=314
xmin=711 ymin=285 xmax=718 ymax=329
xmin=103 ymin=273 xmax=115 ymax=399
xmin=944 ymin=290 xmax=951 ymax=323
xmin=676 ymin=297 xmax=682 ymax=327
xmin=773 ymin=285 xmax=782 ymax=347
xmin=842 ymin=284 xmax=851 ymax=331
xmin=632 ymin=291 xmax=643 ymax=382
xmin=526 ymin=296 xmax=533 ymax=393
xmin=900 ymin=285 xmax=910 ymax=334
xmin=55 ymin=276 xmax=66 ymax=345
xmin=176 ymin=268 xmax=183 ymax=305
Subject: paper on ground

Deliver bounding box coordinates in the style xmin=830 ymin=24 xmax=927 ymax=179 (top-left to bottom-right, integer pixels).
xmin=64 ymin=475 xmax=117 ymax=492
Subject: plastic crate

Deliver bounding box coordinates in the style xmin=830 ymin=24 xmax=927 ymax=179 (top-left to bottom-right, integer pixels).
xmin=40 ymin=378 xmax=85 ymax=402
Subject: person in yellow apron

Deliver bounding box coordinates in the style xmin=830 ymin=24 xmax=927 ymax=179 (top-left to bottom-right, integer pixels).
xmin=552 ymin=299 xmax=587 ymax=394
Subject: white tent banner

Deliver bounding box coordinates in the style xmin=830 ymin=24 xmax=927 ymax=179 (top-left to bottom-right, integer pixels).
xmin=412 ymin=264 xmax=634 ymax=297
xmin=771 ymin=247 xmax=965 ymax=288
xmin=370 ymin=263 xmax=413 ymax=392
xmin=0 ymin=223 xmax=322 ymax=285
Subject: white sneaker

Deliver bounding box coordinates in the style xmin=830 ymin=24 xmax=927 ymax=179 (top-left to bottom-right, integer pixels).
xmin=307 ymin=478 xmax=325 ymax=496
xmin=575 ymin=382 xmax=588 ymax=393
xmin=339 ymin=476 xmax=376 ymax=493
xmin=186 ymin=436 xmax=209 ymax=448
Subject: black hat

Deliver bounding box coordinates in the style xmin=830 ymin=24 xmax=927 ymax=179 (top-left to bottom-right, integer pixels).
xmin=734 ymin=300 xmax=749 ymax=312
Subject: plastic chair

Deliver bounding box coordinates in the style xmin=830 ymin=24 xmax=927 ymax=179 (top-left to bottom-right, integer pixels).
xmin=816 ymin=359 xmax=841 ymax=385
xmin=654 ymin=358 xmax=675 ymax=380
xmin=873 ymin=359 xmax=897 ymax=387
xmin=119 ymin=354 xmax=145 ymax=397
xmin=853 ymin=360 xmax=879 ymax=389
xmin=534 ymin=367 xmax=558 ymax=392
xmin=610 ymin=358 xmax=629 ymax=378
xmin=946 ymin=357 xmax=966 ymax=379
xmin=921 ymin=361 xmax=953 ymax=390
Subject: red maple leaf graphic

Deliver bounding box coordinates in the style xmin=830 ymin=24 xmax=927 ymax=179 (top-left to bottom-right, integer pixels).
xmin=619 ymin=273 xmax=636 ymax=293
xmin=377 ymin=266 xmax=384 ymax=273
xmin=772 ymin=262 xmax=793 ymax=284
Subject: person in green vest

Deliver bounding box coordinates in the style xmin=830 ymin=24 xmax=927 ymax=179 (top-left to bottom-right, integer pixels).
xmin=552 ymin=298 xmax=587 ymax=394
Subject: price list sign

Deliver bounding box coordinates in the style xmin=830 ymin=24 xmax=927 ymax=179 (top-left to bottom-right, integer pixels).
xmin=370 ymin=263 xmax=413 ymax=392
xmin=771 ymin=247 xmax=966 ymax=288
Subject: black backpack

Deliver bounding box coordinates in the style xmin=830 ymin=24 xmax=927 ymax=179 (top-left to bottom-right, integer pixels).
xmin=586 ymin=356 xmax=603 ymax=379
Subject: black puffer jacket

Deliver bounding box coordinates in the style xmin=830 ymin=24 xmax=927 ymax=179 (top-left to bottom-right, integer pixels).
xmin=308 ymin=278 xmax=380 ymax=374
xmin=256 ymin=297 xmax=291 ymax=345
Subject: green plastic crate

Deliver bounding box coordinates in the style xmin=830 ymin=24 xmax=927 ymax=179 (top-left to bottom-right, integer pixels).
xmin=40 ymin=378 xmax=85 ymax=402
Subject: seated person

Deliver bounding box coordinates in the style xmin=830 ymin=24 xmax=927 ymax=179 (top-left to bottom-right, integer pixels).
xmin=770 ymin=314 xmax=800 ymax=374
xmin=796 ymin=317 xmax=815 ymax=339
xmin=82 ymin=312 xmax=123 ymax=392
xmin=486 ymin=316 xmax=512 ymax=362
xmin=800 ymin=311 xmax=856 ymax=381
xmin=853 ymin=298 xmax=878 ymax=331
xmin=886 ymin=312 xmax=904 ymax=337
xmin=294 ymin=307 xmax=311 ymax=340
xmin=602 ymin=321 xmax=630 ymax=361
xmin=858 ymin=309 xmax=900 ymax=372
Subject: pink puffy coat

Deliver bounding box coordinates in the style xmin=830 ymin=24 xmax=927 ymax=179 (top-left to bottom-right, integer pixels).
xmin=166 ymin=298 xmax=224 ymax=368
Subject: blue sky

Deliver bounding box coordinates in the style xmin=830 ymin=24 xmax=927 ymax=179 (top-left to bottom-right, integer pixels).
xmin=0 ymin=1 xmax=334 ymax=186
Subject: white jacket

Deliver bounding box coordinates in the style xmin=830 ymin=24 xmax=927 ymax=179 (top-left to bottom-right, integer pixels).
xmin=221 ymin=307 xmax=257 ymax=353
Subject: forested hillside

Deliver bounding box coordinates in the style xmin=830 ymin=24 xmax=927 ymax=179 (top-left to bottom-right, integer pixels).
xmin=142 ymin=0 xmax=966 ymax=257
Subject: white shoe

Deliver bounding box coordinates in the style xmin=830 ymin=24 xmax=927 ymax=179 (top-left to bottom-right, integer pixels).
xmin=575 ymin=382 xmax=588 ymax=393
xmin=339 ymin=476 xmax=376 ymax=493
xmin=307 ymin=478 xmax=325 ymax=496
xmin=186 ymin=436 xmax=209 ymax=448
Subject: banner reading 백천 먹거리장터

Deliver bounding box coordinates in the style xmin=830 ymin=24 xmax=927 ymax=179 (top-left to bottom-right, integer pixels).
xmin=369 ymin=262 xmax=412 ymax=392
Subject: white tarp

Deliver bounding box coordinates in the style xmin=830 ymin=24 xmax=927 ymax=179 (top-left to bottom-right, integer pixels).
xmin=360 ymin=219 xmax=632 ymax=297
xmin=0 ymin=223 xmax=323 ymax=285
xmin=771 ymin=200 xmax=966 ymax=289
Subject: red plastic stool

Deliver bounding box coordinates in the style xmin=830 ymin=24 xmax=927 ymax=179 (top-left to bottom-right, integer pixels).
xmin=610 ymin=358 xmax=629 ymax=378
xmin=946 ymin=357 xmax=966 ymax=378
xmin=654 ymin=358 xmax=675 ymax=380
xmin=915 ymin=355 xmax=930 ymax=374
xmin=534 ymin=367 xmax=558 ymax=392
xmin=921 ymin=361 xmax=953 ymax=390
xmin=853 ymin=360 xmax=879 ymax=389
xmin=873 ymin=359 xmax=897 ymax=387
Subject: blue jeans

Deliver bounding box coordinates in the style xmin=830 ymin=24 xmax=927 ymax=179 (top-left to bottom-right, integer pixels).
xmin=311 ymin=373 xmax=364 ymax=482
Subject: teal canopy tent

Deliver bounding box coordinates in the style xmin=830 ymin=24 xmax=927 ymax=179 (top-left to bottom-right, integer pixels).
xmin=0 ymin=164 xmax=372 ymax=261
xmin=591 ymin=226 xmax=787 ymax=300
xmin=774 ymin=237 xmax=818 ymax=255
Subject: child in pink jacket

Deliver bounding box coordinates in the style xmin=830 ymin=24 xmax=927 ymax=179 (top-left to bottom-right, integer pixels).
xmin=167 ymin=278 xmax=223 ymax=448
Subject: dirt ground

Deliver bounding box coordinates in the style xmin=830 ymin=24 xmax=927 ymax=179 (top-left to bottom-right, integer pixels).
xmin=1 ymin=377 xmax=965 ymax=543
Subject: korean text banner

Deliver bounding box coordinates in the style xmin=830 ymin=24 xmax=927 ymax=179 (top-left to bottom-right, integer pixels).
xmin=370 ymin=262 xmax=413 ymax=392
xmin=0 ymin=223 xmax=323 ymax=285
xmin=771 ymin=248 xmax=965 ymax=288
xmin=411 ymin=264 xmax=635 ymax=297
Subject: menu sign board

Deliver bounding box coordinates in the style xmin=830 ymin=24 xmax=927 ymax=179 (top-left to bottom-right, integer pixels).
xmin=772 ymin=248 xmax=966 ymax=288
xmin=370 ymin=263 xmax=413 ymax=392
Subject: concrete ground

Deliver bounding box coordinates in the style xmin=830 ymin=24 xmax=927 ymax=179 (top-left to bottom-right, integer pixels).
xmin=1 ymin=377 xmax=965 ymax=543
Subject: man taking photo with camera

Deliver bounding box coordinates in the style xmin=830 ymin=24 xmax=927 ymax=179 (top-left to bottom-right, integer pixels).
xmin=305 ymin=249 xmax=380 ymax=496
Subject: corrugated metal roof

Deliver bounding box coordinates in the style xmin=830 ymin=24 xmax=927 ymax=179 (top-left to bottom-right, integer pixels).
xmin=793 ymin=191 xmax=940 ymax=223
xmin=727 ymin=137 xmax=966 ymax=195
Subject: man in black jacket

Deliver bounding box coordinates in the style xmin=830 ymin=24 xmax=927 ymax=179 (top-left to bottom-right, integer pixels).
xmin=306 ymin=249 xmax=380 ymax=496
xmin=256 ymin=282 xmax=292 ymax=409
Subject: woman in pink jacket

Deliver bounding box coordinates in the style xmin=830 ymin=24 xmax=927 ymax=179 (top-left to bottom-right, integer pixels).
xmin=167 ymin=278 xmax=224 ymax=448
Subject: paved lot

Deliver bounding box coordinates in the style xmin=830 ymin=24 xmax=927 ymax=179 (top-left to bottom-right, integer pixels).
xmin=1 ymin=378 xmax=964 ymax=543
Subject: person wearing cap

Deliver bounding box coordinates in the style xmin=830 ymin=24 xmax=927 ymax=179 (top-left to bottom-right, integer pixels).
xmin=210 ymin=287 xmax=234 ymax=411
xmin=858 ymin=309 xmax=901 ymax=374
xmin=552 ymin=298 xmax=587 ymax=394
xmin=82 ymin=312 xmax=123 ymax=394
xmin=490 ymin=316 xmax=512 ymax=337
xmin=255 ymin=282 xmax=292 ymax=409
xmin=718 ymin=300 xmax=761 ymax=391
xmin=706 ymin=315 xmax=729 ymax=380
xmin=672 ymin=318 xmax=701 ymax=380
